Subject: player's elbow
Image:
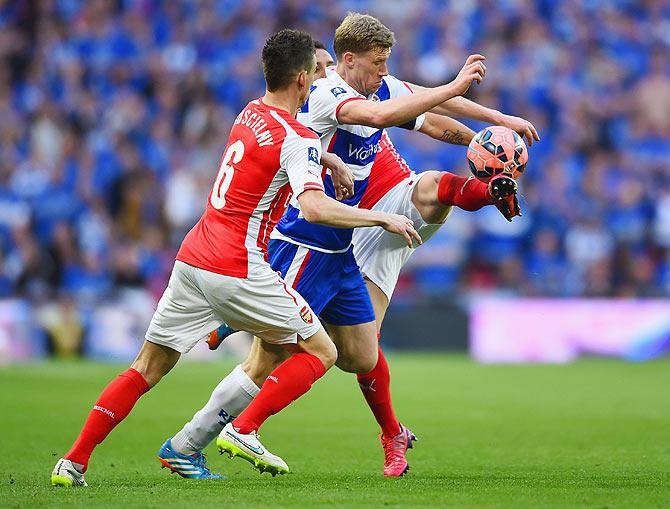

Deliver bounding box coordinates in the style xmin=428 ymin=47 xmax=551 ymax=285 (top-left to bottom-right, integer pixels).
xmin=298 ymin=192 xmax=327 ymax=224
xmin=366 ymin=110 xmax=392 ymax=129
xmin=319 ymin=341 xmax=338 ymax=369
xmin=301 ymin=202 xmax=324 ymax=224
xmin=302 ymin=206 xmax=323 ymax=224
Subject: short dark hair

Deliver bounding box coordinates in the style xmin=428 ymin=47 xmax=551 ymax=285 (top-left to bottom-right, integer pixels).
xmin=314 ymin=40 xmax=326 ymax=50
xmin=262 ymin=29 xmax=315 ymax=92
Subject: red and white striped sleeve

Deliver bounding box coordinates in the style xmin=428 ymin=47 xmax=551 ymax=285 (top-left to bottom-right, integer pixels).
xmin=280 ymin=132 xmax=325 ymax=197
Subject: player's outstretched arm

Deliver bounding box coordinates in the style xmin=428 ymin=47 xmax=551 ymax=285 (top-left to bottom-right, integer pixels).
xmin=297 ymin=190 xmax=422 ymax=248
xmin=406 ymin=85 xmax=540 ymax=146
xmin=337 ymin=55 xmax=486 ymax=129
xmin=418 ymin=112 xmax=476 ymax=146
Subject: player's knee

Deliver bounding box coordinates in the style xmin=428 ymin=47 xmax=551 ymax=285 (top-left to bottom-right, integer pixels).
xmin=242 ymin=358 xmax=279 ymax=388
xmin=362 ymin=358 xmax=378 ymax=374
xmin=130 ymin=364 xmax=162 ymax=388
xmin=131 ymin=341 xmax=180 ymax=388
xmin=355 ymin=349 xmax=378 ymax=374
xmin=131 ymin=359 xmax=174 ymax=388
xmin=314 ymin=340 xmax=338 ymax=369
xmin=336 ymin=348 xmax=377 ymax=374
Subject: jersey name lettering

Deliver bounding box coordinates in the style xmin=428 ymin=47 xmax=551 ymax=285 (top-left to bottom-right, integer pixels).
xmin=235 ymin=109 xmax=274 ymax=147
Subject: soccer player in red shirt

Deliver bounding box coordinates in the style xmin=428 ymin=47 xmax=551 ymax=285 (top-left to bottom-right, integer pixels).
xmin=50 ymin=29 xmax=423 ymax=487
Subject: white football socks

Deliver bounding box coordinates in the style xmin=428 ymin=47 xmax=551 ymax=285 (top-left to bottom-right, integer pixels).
xmin=171 ymin=364 xmax=259 ymax=455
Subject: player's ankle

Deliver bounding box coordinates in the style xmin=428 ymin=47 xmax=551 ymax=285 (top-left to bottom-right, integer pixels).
xmin=63 ymin=457 xmax=86 ymax=474
xmin=170 ymin=430 xmax=199 ymax=456
xmin=382 ymin=423 xmax=401 ymax=438
xmin=231 ymin=421 xmax=256 ymax=435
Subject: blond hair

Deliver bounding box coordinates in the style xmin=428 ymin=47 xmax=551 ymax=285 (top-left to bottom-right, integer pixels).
xmin=333 ymin=13 xmax=395 ymax=58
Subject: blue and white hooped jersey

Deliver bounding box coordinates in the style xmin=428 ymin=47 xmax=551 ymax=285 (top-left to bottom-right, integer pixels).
xmin=272 ymin=67 xmax=425 ymax=253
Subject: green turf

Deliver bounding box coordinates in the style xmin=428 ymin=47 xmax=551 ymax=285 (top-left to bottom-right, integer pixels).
xmin=1 ymin=355 xmax=669 ymax=508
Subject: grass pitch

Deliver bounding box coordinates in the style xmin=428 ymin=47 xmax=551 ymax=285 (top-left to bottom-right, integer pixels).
xmin=1 ymin=354 xmax=669 ymax=508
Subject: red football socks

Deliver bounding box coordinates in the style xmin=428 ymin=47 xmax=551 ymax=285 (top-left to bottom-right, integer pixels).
xmin=64 ymin=368 xmax=149 ymax=470
xmin=437 ymin=172 xmax=493 ymax=210
xmin=233 ymin=353 xmax=326 ymax=434
xmin=357 ymin=345 xmax=401 ymax=438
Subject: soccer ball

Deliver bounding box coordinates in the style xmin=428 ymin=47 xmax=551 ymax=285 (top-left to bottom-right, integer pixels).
xmin=466 ymin=126 xmax=528 ymax=183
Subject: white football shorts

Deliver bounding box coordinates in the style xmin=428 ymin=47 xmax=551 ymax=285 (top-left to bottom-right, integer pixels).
xmin=353 ymin=172 xmax=450 ymax=301
xmin=145 ymin=260 xmax=320 ymax=353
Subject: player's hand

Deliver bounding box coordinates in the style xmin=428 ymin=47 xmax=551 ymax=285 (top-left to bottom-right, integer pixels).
xmin=450 ymin=54 xmax=486 ymax=96
xmin=499 ymin=114 xmax=540 ymax=146
xmin=322 ymin=153 xmax=354 ymax=200
xmin=488 ymin=174 xmax=521 ymax=221
xmin=380 ymin=213 xmax=422 ymax=248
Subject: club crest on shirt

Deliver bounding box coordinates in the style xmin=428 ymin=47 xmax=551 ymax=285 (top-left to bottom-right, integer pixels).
xmin=300 ymin=305 xmax=314 ymax=324
xmin=330 ymin=87 xmax=347 ymax=98
xmin=308 ymin=146 xmax=320 ymax=165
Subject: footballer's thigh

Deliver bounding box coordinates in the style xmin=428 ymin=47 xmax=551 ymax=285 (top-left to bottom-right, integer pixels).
xmin=354 ymin=172 xmax=447 ymax=303
xmin=325 ymin=320 xmax=378 ymax=374
xmin=145 ymin=260 xmax=223 ymax=356
xmin=317 ymin=249 xmax=379 ymax=374
xmin=148 ymin=260 xmax=322 ymax=358
xmin=364 ymin=278 xmax=390 ymax=332
xmin=411 ymin=170 xmax=453 ymax=224
xmin=205 ymin=261 xmax=321 ymax=347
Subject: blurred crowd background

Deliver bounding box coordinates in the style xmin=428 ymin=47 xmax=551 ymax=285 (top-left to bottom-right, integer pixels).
xmin=0 ymin=0 xmax=669 ymax=357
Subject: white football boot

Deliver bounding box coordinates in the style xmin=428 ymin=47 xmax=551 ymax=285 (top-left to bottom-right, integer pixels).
xmin=216 ymin=423 xmax=289 ymax=476
xmin=51 ymin=458 xmax=88 ymax=487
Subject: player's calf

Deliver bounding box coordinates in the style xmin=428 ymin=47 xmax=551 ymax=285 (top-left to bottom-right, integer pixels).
xmin=52 ymin=342 xmax=176 ymax=484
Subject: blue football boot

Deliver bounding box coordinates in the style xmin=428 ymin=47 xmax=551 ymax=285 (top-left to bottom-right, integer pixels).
xmin=158 ymin=438 xmax=225 ymax=479
xmin=206 ymin=323 xmax=238 ymax=350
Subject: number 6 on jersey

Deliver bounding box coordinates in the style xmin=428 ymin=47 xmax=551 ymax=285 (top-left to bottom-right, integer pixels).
xmin=211 ymin=140 xmax=244 ymax=209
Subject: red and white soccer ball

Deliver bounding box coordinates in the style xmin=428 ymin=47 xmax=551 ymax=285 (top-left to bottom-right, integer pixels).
xmin=466 ymin=126 xmax=528 ymax=183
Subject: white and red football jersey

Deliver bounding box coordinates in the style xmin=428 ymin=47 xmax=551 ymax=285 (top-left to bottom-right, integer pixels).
xmin=358 ymin=131 xmax=412 ymax=211
xmin=275 ymin=69 xmax=424 ymax=252
xmin=177 ymin=99 xmax=325 ymax=278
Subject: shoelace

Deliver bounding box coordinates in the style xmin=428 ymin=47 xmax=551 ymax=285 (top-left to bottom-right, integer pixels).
xmin=382 ymin=432 xmax=407 ymax=460
xmin=236 ymin=428 xmax=261 ymax=441
xmin=194 ymin=453 xmax=212 ymax=475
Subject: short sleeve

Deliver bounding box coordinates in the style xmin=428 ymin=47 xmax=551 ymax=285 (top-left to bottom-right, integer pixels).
xmin=307 ymin=82 xmax=363 ymax=136
xmin=383 ymin=75 xmax=426 ymax=131
xmin=281 ymin=134 xmax=325 ymax=197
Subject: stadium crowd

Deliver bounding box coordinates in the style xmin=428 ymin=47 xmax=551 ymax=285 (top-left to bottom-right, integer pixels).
xmin=0 ymin=0 xmax=669 ymax=327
